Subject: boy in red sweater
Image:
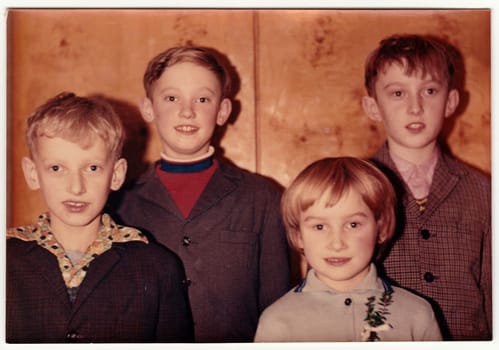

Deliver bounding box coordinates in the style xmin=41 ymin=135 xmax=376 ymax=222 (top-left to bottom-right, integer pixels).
xmin=114 ymin=46 xmax=290 ymax=342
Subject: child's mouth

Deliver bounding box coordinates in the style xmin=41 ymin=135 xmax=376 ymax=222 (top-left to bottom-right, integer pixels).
xmin=406 ymin=122 xmax=425 ymax=132
xmin=324 ymin=257 xmax=351 ymax=266
xmin=63 ymin=201 xmax=89 ymax=213
xmin=175 ymin=125 xmax=199 ymax=134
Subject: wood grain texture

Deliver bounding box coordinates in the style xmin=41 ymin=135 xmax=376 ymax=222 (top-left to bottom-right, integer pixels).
xmin=7 ymin=9 xmax=490 ymax=227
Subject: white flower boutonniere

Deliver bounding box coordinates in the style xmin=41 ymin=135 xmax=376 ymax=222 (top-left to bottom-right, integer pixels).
xmin=362 ymin=289 xmax=393 ymax=341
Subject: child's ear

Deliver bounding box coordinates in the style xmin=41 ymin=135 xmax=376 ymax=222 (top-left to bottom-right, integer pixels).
xmin=21 ymin=157 xmax=40 ymax=190
xmin=294 ymin=230 xmax=305 ymax=250
xmin=376 ymin=219 xmax=388 ymax=244
xmin=362 ymin=96 xmax=383 ymax=122
xmin=139 ymin=97 xmax=155 ymax=123
xmin=378 ymin=230 xmax=388 ymax=244
xmin=216 ymin=98 xmax=232 ymax=126
xmin=444 ymin=89 xmax=460 ymax=118
xmin=110 ymin=158 xmax=127 ymax=191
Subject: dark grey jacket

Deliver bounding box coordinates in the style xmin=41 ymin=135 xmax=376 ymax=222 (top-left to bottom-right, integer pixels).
xmin=7 ymin=239 xmax=194 ymax=343
xmin=115 ymin=159 xmax=291 ymax=342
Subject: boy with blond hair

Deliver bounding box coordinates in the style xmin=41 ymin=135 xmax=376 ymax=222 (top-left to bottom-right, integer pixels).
xmin=7 ymin=92 xmax=193 ymax=342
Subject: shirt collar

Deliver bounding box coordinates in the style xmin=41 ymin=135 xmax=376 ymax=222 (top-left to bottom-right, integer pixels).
xmin=7 ymin=213 xmax=148 ymax=288
xmin=160 ymin=145 xmax=215 ymax=164
xmin=300 ymin=263 xmax=384 ymax=294
xmin=7 ymin=213 xmax=147 ymax=244
xmin=390 ymin=147 xmax=439 ymax=199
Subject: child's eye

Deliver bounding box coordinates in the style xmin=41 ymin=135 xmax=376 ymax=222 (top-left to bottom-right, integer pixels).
xmin=165 ymin=96 xmax=177 ymax=102
xmin=314 ymin=224 xmax=325 ymax=231
xmin=49 ymin=165 xmax=61 ymax=172
xmin=196 ymin=97 xmax=209 ymax=103
xmin=425 ymin=88 xmax=437 ymax=96
xmin=348 ymin=222 xmax=360 ymax=229
xmin=392 ymin=90 xmax=404 ymax=97
xmin=88 ymin=165 xmax=100 ymax=172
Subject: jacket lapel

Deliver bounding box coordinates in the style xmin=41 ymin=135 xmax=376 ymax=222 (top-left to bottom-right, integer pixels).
xmin=420 ymin=153 xmax=461 ymax=224
xmin=188 ymin=160 xmax=240 ymax=221
xmin=71 ymin=248 xmax=121 ymax=313
xmin=133 ymin=160 xmax=241 ymax=221
xmin=371 ymin=144 xmax=421 ymax=214
xmin=372 ymin=144 xmax=462 ymax=226
xmin=25 ymin=243 xmax=72 ymax=309
xmin=135 ymin=163 xmax=185 ymax=220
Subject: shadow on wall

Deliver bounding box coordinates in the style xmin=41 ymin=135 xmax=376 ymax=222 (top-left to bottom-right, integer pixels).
xmin=437 ymin=35 xmax=469 ymax=155
xmin=434 ymin=36 xmax=490 ymax=177
xmin=90 ymin=95 xmax=149 ymax=213
xmin=204 ymin=45 xmax=242 ymax=161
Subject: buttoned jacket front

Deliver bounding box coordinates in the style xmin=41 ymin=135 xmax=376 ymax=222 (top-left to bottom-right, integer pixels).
xmin=7 ymin=238 xmax=194 ymax=343
xmin=115 ymin=159 xmax=291 ymax=342
xmin=371 ymin=143 xmax=491 ymax=340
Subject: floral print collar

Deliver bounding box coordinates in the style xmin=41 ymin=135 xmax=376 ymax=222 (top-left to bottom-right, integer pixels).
xmin=7 ymin=213 xmax=148 ymax=288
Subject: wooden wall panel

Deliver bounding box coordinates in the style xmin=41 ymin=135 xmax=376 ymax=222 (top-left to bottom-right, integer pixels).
xmin=256 ymin=9 xmax=491 ymax=186
xmin=7 ymin=9 xmax=490 ymax=228
xmin=7 ymin=9 xmax=256 ymax=226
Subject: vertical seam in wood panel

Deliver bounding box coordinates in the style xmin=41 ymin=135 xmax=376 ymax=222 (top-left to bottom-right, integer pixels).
xmin=252 ymin=10 xmax=261 ymax=173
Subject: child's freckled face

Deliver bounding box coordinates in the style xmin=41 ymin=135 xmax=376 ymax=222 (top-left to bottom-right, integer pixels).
xmin=147 ymin=62 xmax=228 ymax=160
xmin=298 ymin=188 xmax=380 ymax=292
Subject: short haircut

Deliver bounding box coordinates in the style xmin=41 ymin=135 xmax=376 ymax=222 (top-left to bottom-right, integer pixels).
xmin=25 ymin=92 xmax=125 ymax=160
xmin=143 ymin=46 xmax=232 ymax=99
xmin=281 ymin=157 xmax=396 ymax=260
xmin=364 ymin=34 xmax=456 ymax=97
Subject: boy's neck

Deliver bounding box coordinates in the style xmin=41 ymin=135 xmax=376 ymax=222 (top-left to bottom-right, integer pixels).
xmin=161 ymin=145 xmax=215 ymax=164
xmin=50 ymin=215 xmax=101 ymax=253
xmin=387 ymin=141 xmax=438 ymax=165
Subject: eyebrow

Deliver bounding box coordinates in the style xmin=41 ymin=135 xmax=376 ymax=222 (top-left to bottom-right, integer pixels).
xmin=159 ymin=86 xmax=218 ymax=94
xmin=302 ymin=212 xmax=370 ymax=222
xmin=382 ymin=77 xmax=443 ymax=89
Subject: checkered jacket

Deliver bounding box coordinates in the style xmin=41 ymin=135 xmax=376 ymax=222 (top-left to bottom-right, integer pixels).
xmin=371 ymin=143 xmax=491 ymax=340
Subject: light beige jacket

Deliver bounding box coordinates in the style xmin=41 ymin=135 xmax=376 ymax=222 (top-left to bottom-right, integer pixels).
xmin=254 ymin=264 xmax=442 ymax=342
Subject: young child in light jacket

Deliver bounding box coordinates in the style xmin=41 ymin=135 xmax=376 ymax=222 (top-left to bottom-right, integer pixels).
xmin=254 ymin=157 xmax=442 ymax=342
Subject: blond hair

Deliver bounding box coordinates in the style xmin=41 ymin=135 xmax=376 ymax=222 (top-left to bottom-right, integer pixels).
xmin=25 ymin=92 xmax=125 ymax=160
xmin=281 ymin=157 xmax=396 ymax=260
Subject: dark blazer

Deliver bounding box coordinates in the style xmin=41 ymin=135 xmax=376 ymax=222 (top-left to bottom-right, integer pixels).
xmin=371 ymin=143 xmax=491 ymax=340
xmin=7 ymin=238 xmax=194 ymax=343
xmin=115 ymin=159 xmax=291 ymax=342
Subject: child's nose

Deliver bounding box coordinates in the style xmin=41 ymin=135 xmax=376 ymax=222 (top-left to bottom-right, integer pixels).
xmin=68 ymin=172 xmax=86 ymax=195
xmin=327 ymin=230 xmax=346 ymax=251
xmin=180 ymin=102 xmax=195 ymax=119
xmin=408 ymin=94 xmax=423 ymax=115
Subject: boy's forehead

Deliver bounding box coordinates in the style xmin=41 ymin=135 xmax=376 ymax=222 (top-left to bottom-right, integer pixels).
xmin=34 ymin=131 xmax=105 ymax=151
xmin=155 ymin=62 xmax=222 ymax=91
xmin=378 ymin=60 xmax=443 ymax=83
xmin=163 ymin=61 xmax=216 ymax=79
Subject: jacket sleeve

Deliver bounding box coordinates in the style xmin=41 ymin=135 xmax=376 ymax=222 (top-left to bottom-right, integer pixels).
xmin=482 ymin=206 xmax=492 ymax=335
xmin=420 ymin=310 xmax=443 ymax=341
xmin=257 ymin=186 xmax=291 ymax=312
xmin=254 ymin=307 xmax=288 ymax=342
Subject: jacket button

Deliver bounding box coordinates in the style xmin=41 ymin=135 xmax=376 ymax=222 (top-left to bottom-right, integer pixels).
xmin=424 ymin=272 xmax=435 ymax=283
xmin=66 ymin=331 xmax=79 ymax=342
xmin=420 ymin=229 xmax=431 ymax=240
xmin=183 ymin=236 xmax=191 ymax=246
xmin=182 ymin=278 xmax=192 ymax=286
xmin=344 ymin=298 xmax=352 ymax=306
